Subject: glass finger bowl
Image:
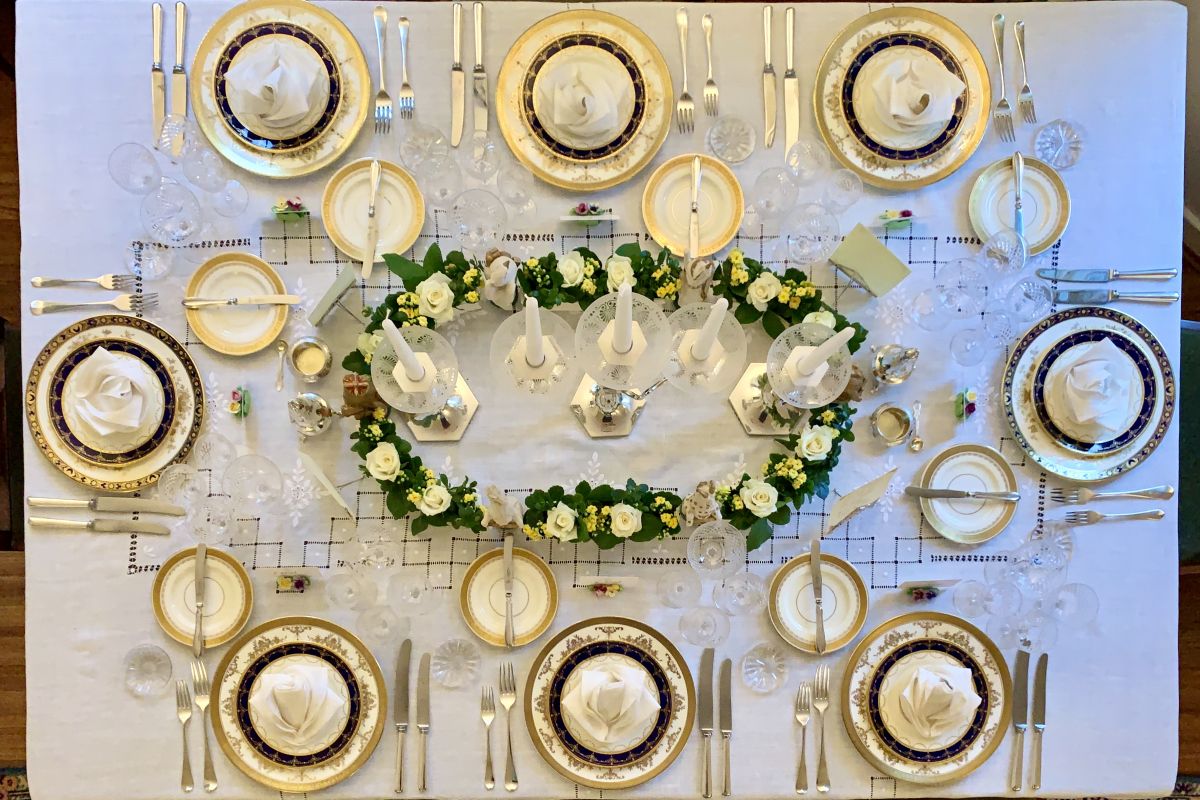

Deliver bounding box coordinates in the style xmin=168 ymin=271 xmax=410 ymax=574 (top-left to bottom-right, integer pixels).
xmin=706 ymin=116 xmax=756 ymax=165
xmin=741 ymin=642 xmax=789 ymax=694
xmin=124 ymin=644 xmax=173 ymax=698
xmin=431 ymin=638 xmax=482 ymax=689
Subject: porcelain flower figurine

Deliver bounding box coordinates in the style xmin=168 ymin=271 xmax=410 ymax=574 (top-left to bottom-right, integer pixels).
xmin=561 ymin=659 xmax=660 ymax=744
xmin=483 ymin=250 xmax=519 ymax=310
xmin=248 ymin=660 xmax=346 ymax=749
xmin=71 ymin=347 xmax=157 ymax=442
xmin=482 ymin=485 xmax=523 ymax=529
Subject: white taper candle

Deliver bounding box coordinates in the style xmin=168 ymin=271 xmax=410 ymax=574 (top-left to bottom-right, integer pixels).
xmin=524 ymin=296 xmax=546 ymax=367
xmin=792 ymin=325 xmax=855 ymax=377
xmin=614 ymin=283 xmax=634 ymax=354
xmin=690 ymin=298 xmax=728 ymax=361
xmin=381 ymin=318 xmax=426 ymax=381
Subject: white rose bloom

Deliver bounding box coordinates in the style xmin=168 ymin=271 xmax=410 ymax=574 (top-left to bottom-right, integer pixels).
xmin=739 ymin=478 xmax=779 ymax=518
xmin=365 ymin=442 xmax=401 ymax=481
xmin=799 ymin=425 xmax=837 ymax=461
xmin=802 ymin=310 xmax=837 ymax=329
xmin=417 ymin=483 xmax=452 ymax=516
xmin=558 ymin=251 xmax=587 ymax=288
xmin=544 ymin=502 xmax=579 ymax=542
xmin=357 ymin=331 xmax=383 ymax=357
xmin=415 ymin=272 xmax=456 ymax=323
xmin=609 ymin=503 xmax=643 ymax=538
xmin=605 ymin=254 xmax=635 ymax=291
xmin=746 ymin=272 xmax=782 ymax=311
xmin=483 ymin=255 xmax=519 ymax=310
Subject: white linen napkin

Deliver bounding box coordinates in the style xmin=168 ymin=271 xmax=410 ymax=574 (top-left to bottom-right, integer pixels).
xmin=870 ymin=55 xmax=965 ymax=133
xmin=1056 ymin=337 xmax=1136 ymax=436
xmin=225 ymin=40 xmax=325 ymax=129
xmin=71 ymin=347 xmax=152 ymax=439
xmin=561 ymin=662 xmax=660 ymax=744
xmin=542 ymin=61 xmax=626 ymax=141
xmin=248 ymin=661 xmax=346 ymax=750
xmin=895 ymin=664 xmax=981 ymax=740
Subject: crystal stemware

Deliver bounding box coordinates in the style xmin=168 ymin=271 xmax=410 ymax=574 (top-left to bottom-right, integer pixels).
xmin=140 ymin=180 xmax=205 ymax=248
xmin=222 ymin=454 xmax=283 ymax=515
xmin=936 ymin=258 xmax=990 ymax=318
xmin=344 ymin=522 xmax=401 ymax=574
xmin=713 ymin=572 xmax=768 ymax=615
xmin=679 ymin=606 xmax=731 ymax=647
xmin=781 ymin=202 xmax=839 ymax=266
xmin=821 ymin=169 xmax=863 ymax=214
xmin=987 ymin=610 xmax=1058 ymax=650
xmin=785 ymin=140 xmax=832 ymax=186
xmin=982 ymin=303 xmax=1019 ymax=345
xmin=750 ymin=167 xmax=799 ymax=221
xmin=431 ymin=638 xmax=482 ymax=689
xmin=952 ymin=579 xmax=1022 ymax=618
xmin=189 ymin=430 xmax=237 ymax=471
xmin=706 ymin=116 xmax=756 ymax=164
xmin=357 ymin=604 xmax=410 ymax=643
xmin=389 ymin=570 xmax=445 ymax=616
xmin=156 ymin=463 xmax=207 ymax=510
xmin=949 ymin=326 xmax=988 ymax=367
xmin=1007 ymin=278 xmax=1053 ymax=322
xmin=458 ymin=131 xmax=502 ymax=181
xmin=656 ymin=567 xmax=702 ymax=609
xmin=108 ymin=142 xmax=163 ymax=194
xmin=154 ymin=113 xmax=200 ymax=163
xmin=415 ymin=153 xmax=463 ymax=211
xmin=1008 ymin=537 xmax=1069 ymax=597
xmin=496 ymin=163 xmax=539 ymax=231
xmin=740 ymin=642 xmax=789 ymax=694
xmin=1039 ymin=582 xmax=1099 ymax=629
xmin=979 ymin=228 xmax=1028 ymax=274
xmin=450 ymin=188 xmax=507 ymax=255
xmin=324 ymin=570 xmax=379 ymax=610
xmin=124 ymin=644 xmax=173 ymax=698
xmin=122 ymin=241 xmax=175 ymax=282
xmin=687 ymin=521 xmax=746 ymax=580
xmin=911 ymin=288 xmax=946 ymax=332
xmin=181 ymin=144 xmax=248 ymax=217
xmin=190 ymin=495 xmax=236 ymax=546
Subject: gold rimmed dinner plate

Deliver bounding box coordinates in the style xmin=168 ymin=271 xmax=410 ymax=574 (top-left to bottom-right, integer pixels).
xmin=1003 ymin=306 xmax=1174 ymax=482
xmin=916 ymin=444 xmax=1017 ymax=545
xmin=322 ymin=158 xmax=424 ymax=263
xmin=25 ymin=315 xmax=204 ymax=492
xmin=525 ymin=617 xmax=694 ymax=789
xmin=842 ymin=611 xmax=1011 ymax=784
xmin=814 ymin=7 xmax=989 ymax=189
xmin=459 ymin=546 xmax=558 ymax=647
xmin=185 ymin=253 xmax=288 ymax=356
xmin=191 ymin=0 xmax=370 ymax=178
xmin=641 ymin=154 xmax=743 ymax=257
xmin=768 ymin=551 xmax=868 ymax=653
xmin=969 ymin=156 xmax=1071 ymax=255
xmin=497 ymin=10 xmax=672 ymax=191
xmin=212 ymin=616 xmax=386 ymax=793
xmin=152 ymin=546 xmax=253 ymax=648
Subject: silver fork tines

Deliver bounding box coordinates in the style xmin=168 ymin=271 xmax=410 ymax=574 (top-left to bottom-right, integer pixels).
xmin=481 ymin=686 xmax=496 ymax=790
xmin=499 ymin=663 xmax=518 ymax=792
xmin=794 ymin=682 xmax=812 ymax=794
xmin=675 ymin=8 xmax=694 ymax=134
xmin=29 ymin=292 xmax=159 ymax=316
xmin=990 ymin=14 xmax=1015 ymax=142
xmin=813 ymin=666 xmax=830 ymax=793
xmin=1014 ymin=21 xmax=1037 ymax=124
xmin=373 ymin=7 xmax=393 ymax=135
xmin=702 ymin=14 xmax=718 ymax=116
xmin=1063 ymin=509 xmax=1166 ymax=526
xmin=1050 ymin=484 xmax=1175 ymax=504
xmin=398 ymin=17 xmax=414 ymax=119
xmin=176 ymin=680 xmax=195 ymax=793
xmin=190 ymin=659 xmax=218 ymax=792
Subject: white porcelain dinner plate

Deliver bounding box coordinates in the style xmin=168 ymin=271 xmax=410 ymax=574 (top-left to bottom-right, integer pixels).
xmin=768 ymin=551 xmax=868 ymax=653
xmin=916 ymin=444 xmax=1017 ymax=545
xmin=321 ymin=158 xmax=424 ymax=263
xmin=531 ymin=46 xmax=637 ymax=152
xmin=185 ymin=252 xmax=288 ymax=356
xmin=641 ymin=154 xmax=743 ymax=257
xmin=459 ymin=546 xmax=558 ymax=647
xmin=969 ymin=156 xmax=1071 ymax=255
xmin=152 ymin=546 xmax=253 ymax=648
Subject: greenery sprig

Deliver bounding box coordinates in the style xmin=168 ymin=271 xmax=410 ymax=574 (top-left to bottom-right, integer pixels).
xmin=522 ymin=480 xmax=683 ymax=549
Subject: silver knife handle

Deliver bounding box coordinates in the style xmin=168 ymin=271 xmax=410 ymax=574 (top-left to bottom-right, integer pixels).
xmin=1014 ymin=155 xmax=1024 ymax=215
xmin=399 ymin=18 xmax=410 ymax=86
xmin=1010 ymin=728 xmax=1025 ymax=792
xmin=29 ymin=516 xmax=90 ymax=530
xmin=504 ymin=714 xmax=518 ymax=791
xmin=1112 ymin=269 xmax=1178 ymax=280
xmin=473 ymin=2 xmax=483 ymax=68
xmin=192 ymin=606 xmax=204 ymax=657
xmin=1097 ymin=484 xmax=1175 ymax=501
xmin=676 ymin=8 xmax=688 ymax=93
xmin=991 ymin=14 xmax=1006 ymax=99
xmin=153 ymin=3 xmax=163 ymax=67
xmin=374 ymin=6 xmax=388 ymax=93
xmin=503 ymin=591 xmax=515 ymax=648
xmin=785 ymin=7 xmax=794 ymax=71
xmin=174 ymin=2 xmax=185 ymax=70
xmin=418 ymin=729 xmax=428 ymax=793
xmin=395 ymin=726 xmax=406 ymax=794
xmin=702 ymin=732 xmax=712 ymax=798
xmin=721 ymin=734 xmax=731 ymax=797
xmin=1031 ymin=728 xmax=1043 ymax=791
xmin=762 ymin=6 xmax=772 ymax=64
xmin=795 ymin=725 xmax=807 ymax=794
xmin=1110 ymin=291 xmax=1179 ymax=304
xmin=815 ymin=711 xmax=829 ymax=792
xmin=813 ymin=596 xmax=826 ymax=654
xmin=1014 ymin=20 xmax=1029 ymax=85
xmin=28 ymin=497 xmax=90 ymax=509
xmin=452 ymin=3 xmax=462 ymax=65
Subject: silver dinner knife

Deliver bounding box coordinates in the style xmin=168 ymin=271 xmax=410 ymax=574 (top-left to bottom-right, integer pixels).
xmin=193 ymin=542 xmax=206 ymax=657
xmin=151 ymin=3 xmax=165 ymax=142
xmin=170 ymin=2 xmax=187 ymax=155
xmin=416 ymin=652 xmax=432 ymax=793
xmin=810 ymin=536 xmax=826 ymax=655
xmin=1010 ymin=649 xmax=1030 ymax=792
xmin=698 ymin=648 xmax=714 ymax=799
xmin=450 ymin=2 xmax=465 ymax=146
xmin=472 ymin=2 xmax=488 ymax=133
xmin=1054 ymin=289 xmax=1179 ymax=305
xmin=719 ymin=658 xmax=732 ymax=798
xmin=28 ymin=496 xmax=185 ymax=515
xmin=362 ymin=159 xmax=382 ymax=280
xmin=182 ymin=294 xmax=301 ymax=308
xmin=1013 ymin=151 xmax=1024 ymax=239
xmin=29 ymin=516 xmax=170 ymax=535
xmin=762 ymin=6 xmax=776 ymax=148
xmin=1037 ymin=267 xmax=1178 ymax=282
xmin=783 ymin=6 xmax=799 ymax=153
xmin=394 ymin=639 xmax=412 ymax=794
xmin=1031 ymin=653 xmax=1048 ymax=791
xmin=502 ymin=531 xmax=515 ymax=648
xmin=903 ymin=486 xmax=1021 ymax=502
xmin=688 ymin=156 xmax=702 ymax=261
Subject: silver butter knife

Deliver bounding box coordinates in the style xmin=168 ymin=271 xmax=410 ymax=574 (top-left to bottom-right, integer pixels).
xmin=394 ymin=639 xmax=412 ymax=794
xmin=688 ymin=156 xmax=702 ymax=261
xmin=783 ymin=7 xmax=799 ymax=153
xmin=193 ymin=542 xmax=206 ymax=657
xmin=1031 ymin=653 xmax=1048 ymax=791
xmin=450 ymin=2 xmax=465 ymax=146
xmin=151 ymin=3 xmax=165 ymax=142
xmin=1010 ymin=649 xmax=1030 ymax=792
xmin=1013 ymin=151 xmax=1024 ymax=239
xmin=362 ymin=159 xmax=383 ymax=280
xmin=698 ymin=648 xmax=714 ymax=799
xmin=503 ymin=531 xmax=515 ymax=648
xmin=1037 ymin=267 xmax=1178 ymax=282
xmin=417 ymin=652 xmax=432 ymax=793
xmin=810 ymin=536 xmax=826 ymax=654
xmin=472 ymin=2 xmax=488 ymax=133
xmin=28 ymin=496 xmax=184 ymax=515
xmin=761 ymin=6 xmax=776 ymax=148
xmin=29 ymin=516 xmax=169 ymax=535
xmin=1054 ymin=289 xmax=1179 ymax=305
xmin=182 ymin=294 xmax=300 ymax=308
xmin=904 ymin=486 xmax=1021 ymax=502
xmin=719 ymin=658 xmax=733 ymax=797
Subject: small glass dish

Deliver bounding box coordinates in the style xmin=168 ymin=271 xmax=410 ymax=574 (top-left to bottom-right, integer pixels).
xmin=124 ymin=644 xmax=173 ymax=698
xmin=706 ymin=116 xmax=755 ymax=164
xmin=741 ymin=642 xmax=789 ymax=694
xmin=1034 ymin=119 xmax=1085 ymax=170
xmin=431 ymin=638 xmax=482 ymax=689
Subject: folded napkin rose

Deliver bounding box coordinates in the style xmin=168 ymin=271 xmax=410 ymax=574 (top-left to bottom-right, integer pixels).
xmin=248 ymin=661 xmax=346 ymax=750
xmin=896 ymin=664 xmax=981 ymax=740
xmin=71 ymin=347 xmax=152 ymax=440
xmin=561 ymin=662 xmax=660 ymax=745
xmin=541 ymin=60 xmax=627 ymax=141
xmin=871 ymin=54 xmax=965 ymax=133
xmin=1055 ymin=337 xmax=1136 ymax=437
xmin=225 ymin=40 xmax=326 ymax=130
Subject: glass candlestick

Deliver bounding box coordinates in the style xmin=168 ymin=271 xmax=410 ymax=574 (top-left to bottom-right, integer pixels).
xmin=489 ymin=297 xmax=575 ymax=398
xmin=665 ymin=299 xmax=748 ymax=394
xmin=371 ymin=320 xmax=478 ymax=440
xmin=766 ymin=323 xmax=854 ymax=410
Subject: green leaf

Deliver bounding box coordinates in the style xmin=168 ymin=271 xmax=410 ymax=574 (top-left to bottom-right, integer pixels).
xmin=762 ymin=310 xmax=787 ymax=338
xmin=341 ymin=350 xmax=370 ymax=375
xmin=386 ymin=490 xmax=410 ymax=520
xmin=423 ymin=243 xmax=444 ymax=272
xmin=734 ymin=304 xmax=762 ymax=324
xmin=747 ymin=518 xmax=774 ymax=551
xmin=634 ymin=515 xmax=662 ymax=541
xmin=615 ymin=242 xmax=643 ymax=260
xmin=385 ymin=254 xmax=433 ymax=291
xmin=768 ymin=506 xmax=791 ymax=525
xmin=592 ymin=531 xmax=621 ymax=550
xmin=411 ymin=515 xmax=430 ymax=535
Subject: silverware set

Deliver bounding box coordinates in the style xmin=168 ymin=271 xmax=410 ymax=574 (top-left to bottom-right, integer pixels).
xmin=472 ymin=3 xmax=488 ymax=135
xmin=397 ymin=17 xmax=415 ymax=120
xmin=702 ymin=14 xmax=718 ymax=117
xmin=175 ymin=545 xmax=217 ymax=793
xmin=372 ymin=6 xmax=415 ymax=136
xmin=991 ymin=14 xmax=1035 ymax=141
xmin=1011 ymin=651 xmax=1048 ymax=792
xmin=904 ymin=486 xmax=1021 ymax=503
xmin=674 ymin=8 xmax=695 ymax=134
xmin=31 ymin=293 xmax=158 ymax=316
xmin=499 ymin=662 xmax=519 ymax=791
xmin=151 ymin=2 xmax=188 ymax=145
xmin=31 ymin=273 xmax=138 ymax=290
xmin=27 ymin=495 xmax=183 ymax=536
xmin=176 ymin=680 xmax=194 ymax=793
xmin=450 ymin=2 xmax=466 ymax=145
xmin=502 ymin=532 xmax=516 ymax=648
xmin=1013 ymin=21 xmax=1037 ymax=124
xmin=811 ymin=536 xmax=826 ymax=655
xmin=189 ymin=658 xmax=218 ymax=792
xmin=697 ymin=649 xmax=734 ymax=797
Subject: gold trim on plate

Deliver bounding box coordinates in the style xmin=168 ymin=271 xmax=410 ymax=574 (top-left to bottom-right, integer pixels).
xmin=768 ymin=551 xmax=869 ymax=653
xmin=641 ymin=153 xmax=744 ymax=258
xmin=321 ymin=157 xmax=425 ymax=261
xmin=151 ymin=545 xmax=254 ymax=648
xmin=968 ymin=155 xmax=1071 ymax=255
xmin=184 ymin=252 xmax=288 ymax=356
xmin=458 ymin=546 xmax=559 ymax=647
xmin=916 ymin=443 xmax=1018 ymax=545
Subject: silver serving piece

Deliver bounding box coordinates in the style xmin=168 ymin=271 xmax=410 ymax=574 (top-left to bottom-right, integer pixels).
xmin=287 ymin=393 xmax=334 ymax=439
xmin=870 ymin=344 xmax=919 ymax=388
xmin=1010 ymin=649 xmax=1030 ymax=791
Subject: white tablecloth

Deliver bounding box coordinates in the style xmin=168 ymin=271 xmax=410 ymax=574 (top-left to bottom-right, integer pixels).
xmin=17 ymin=1 xmax=1185 ymax=797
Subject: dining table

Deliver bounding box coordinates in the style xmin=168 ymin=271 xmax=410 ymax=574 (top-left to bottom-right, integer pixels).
xmin=15 ymin=0 xmax=1187 ymax=797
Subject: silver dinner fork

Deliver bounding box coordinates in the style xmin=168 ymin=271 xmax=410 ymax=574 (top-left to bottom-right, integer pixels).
xmin=990 ymin=14 xmax=1014 ymax=142
xmin=1014 ymin=21 xmax=1037 ymax=124
xmin=30 ymin=293 xmax=159 ymax=315
xmin=499 ymin=662 xmax=518 ymax=792
xmin=190 ymin=659 xmax=217 ymax=792
xmin=176 ymin=680 xmax=194 ymax=793
xmin=398 ymin=17 xmax=414 ymax=119
xmin=1051 ymin=484 xmax=1174 ymax=504
xmin=373 ymin=6 xmax=392 ymax=134
xmin=31 ymin=273 xmax=136 ymax=290
xmin=794 ymin=682 xmax=812 ymax=794
xmin=813 ymin=665 xmax=830 ymax=793
xmin=675 ymin=8 xmax=694 ymax=134
xmin=1064 ymin=509 xmax=1165 ymax=526
xmin=702 ymin=14 xmax=718 ymax=116
xmin=481 ymin=686 xmax=496 ymax=790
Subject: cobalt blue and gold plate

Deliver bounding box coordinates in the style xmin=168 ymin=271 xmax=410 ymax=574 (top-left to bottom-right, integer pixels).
xmin=213 ymin=616 xmax=385 ymax=793
xmin=843 ymin=612 xmax=1011 ymax=784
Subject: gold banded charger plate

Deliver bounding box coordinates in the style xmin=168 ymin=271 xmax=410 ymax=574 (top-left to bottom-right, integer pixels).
xmin=212 ymin=616 xmax=386 ymax=793
xmin=814 ymin=7 xmax=989 ymax=189
xmin=843 ymin=611 xmax=1011 ymax=784
xmin=969 ymin=156 xmax=1070 ymax=255
xmin=642 ymin=154 xmax=744 ymax=257
xmin=525 ymin=617 xmax=694 ymax=789
xmin=497 ymin=10 xmax=672 ymax=191
xmin=191 ymin=0 xmax=370 ymax=178
xmin=25 ymin=315 xmax=203 ymax=492
xmin=768 ymin=551 xmax=868 ymax=653
xmin=915 ymin=444 xmax=1017 ymax=544
xmin=185 ymin=252 xmax=288 ymax=356
xmin=152 ymin=546 xmax=253 ymax=648
xmin=322 ymin=158 xmax=424 ymax=262
xmin=460 ymin=546 xmax=558 ymax=647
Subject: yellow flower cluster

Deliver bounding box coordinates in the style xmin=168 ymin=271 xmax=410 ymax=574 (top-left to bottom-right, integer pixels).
xmin=525 ymin=257 xmax=539 ymax=267
xmin=730 ymin=265 xmax=750 ymax=286
xmin=463 ymin=493 xmax=476 ymax=503
xmin=523 ymin=522 xmax=547 ymax=540
xmin=422 ymin=467 xmax=436 ymax=487
xmin=820 ymin=409 xmax=837 ymax=424
xmin=732 ymin=495 xmax=744 ymax=510
xmin=729 ymin=249 xmax=744 ymax=265
xmin=407 ymin=490 xmax=422 ymax=504
xmin=777 ymin=280 xmax=817 ymax=309
xmin=581 ymin=278 xmax=597 ymax=295
xmin=584 ymin=258 xmax=599 ymax=277
xmin=365 ymin=423 xmax=383 ymax=439
xmin=463 ymin=267 xmax=480 ymax=288
xmin=771 ymin=456 xmax=808 ymax=489
xmin=394 ymin=292 xmax=430 ymax=327
xmin=651 ymin=496 xmax=679 ymax=529
xmin=583 ymin=504 xmax=601 ymax=533
xmin=373 ymin=406 xmax=387 ymax=421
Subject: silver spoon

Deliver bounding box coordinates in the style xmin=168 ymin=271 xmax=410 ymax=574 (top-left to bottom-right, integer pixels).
xmin=274 ymin=340 xmax=288 ymax=392
xmin=908 ymin=400 xmax=924 ymax=453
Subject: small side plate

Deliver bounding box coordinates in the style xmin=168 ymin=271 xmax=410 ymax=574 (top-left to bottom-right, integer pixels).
xmin=916 ymin=444 xmax=1018 ymax=544
xmin=459 ymin=546 xmax=558 ymax=647
xmin=768 ymin=551 xmax=868 ymax=653
xmin=321 ymin=158 xmax=425 ymax=263
xmin=152 ymin=546 xmax=253 ymax=648
xmin=185 ymin=252 xmax=288 ymax=356
xmin=641 ymin=154 xmax=743 ymax=257
xmin=968 ymin=155 xmax=1070 ymax=255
